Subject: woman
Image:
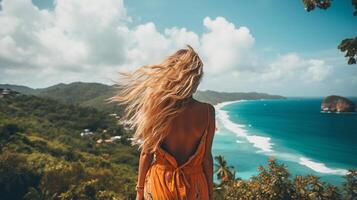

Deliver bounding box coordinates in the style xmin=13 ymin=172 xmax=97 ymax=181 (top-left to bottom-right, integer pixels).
xmin=110 ymin=45 xmax=216 ymax=200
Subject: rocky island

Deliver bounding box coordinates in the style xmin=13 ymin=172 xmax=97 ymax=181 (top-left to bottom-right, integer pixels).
xmin=321 ymin=95 xmax=356 ymax=113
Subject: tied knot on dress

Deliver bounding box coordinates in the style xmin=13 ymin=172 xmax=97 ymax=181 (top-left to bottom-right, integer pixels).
xmin=169 ymin=167 xmax=191 ymax=198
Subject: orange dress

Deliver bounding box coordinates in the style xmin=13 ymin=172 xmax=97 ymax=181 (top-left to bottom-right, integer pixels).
xmin=144 ymin=104 xmax=211 ymax=200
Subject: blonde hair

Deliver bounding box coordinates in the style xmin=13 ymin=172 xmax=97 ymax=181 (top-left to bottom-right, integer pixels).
xmin=108 ymin=45 xmax=204 ymax=152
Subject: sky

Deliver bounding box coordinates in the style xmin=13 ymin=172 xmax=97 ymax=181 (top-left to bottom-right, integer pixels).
xmin=0 ymin=0 xmax=356 ymax=96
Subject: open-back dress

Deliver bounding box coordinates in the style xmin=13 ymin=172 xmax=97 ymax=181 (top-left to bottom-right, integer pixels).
xmin=143 ymin=103 xmax=211 ymax=200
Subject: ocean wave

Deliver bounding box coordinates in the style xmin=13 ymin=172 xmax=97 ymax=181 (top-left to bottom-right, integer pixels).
xmin=215 ymin=100 xmax=243 ymax=110
xmin=321 ymin=111 xmax=357 ymax=115
xmin=299 ymin=157 xmax=348 ymax=175
xmin=215 ymin=101 xmax=274 ymax=153
xmin=214 ymin=100 xmax=348 ymax=176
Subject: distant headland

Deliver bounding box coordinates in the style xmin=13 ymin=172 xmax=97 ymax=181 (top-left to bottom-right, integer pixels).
xmin=321 ymin=95 xmax=356 ymax=113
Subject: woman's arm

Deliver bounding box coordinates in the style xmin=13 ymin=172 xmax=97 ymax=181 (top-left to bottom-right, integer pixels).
xmin=136 ymin=148 xmax=153 ymax=199
xmin=203 ymin=104 xmax=216 ymax=199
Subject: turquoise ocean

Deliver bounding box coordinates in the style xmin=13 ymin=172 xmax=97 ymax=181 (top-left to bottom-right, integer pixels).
xmin=212 ymin=97 xmax=357 ymax=185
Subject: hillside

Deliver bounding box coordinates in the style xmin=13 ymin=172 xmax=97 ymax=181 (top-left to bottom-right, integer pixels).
xmin=36 ymin=82 xmax=113 ymax=105
xmin=0 ymin=82 xmax=122 ymax=113
xmin=0 ymin=84 xmax=37 ymax=95
xmin=1 ymin=82 xmax=285 ymax=112
xmin=194 ymin=90 xmax=285 ymax=105
xmin=0 ymin=92 xmax=138 ymax=199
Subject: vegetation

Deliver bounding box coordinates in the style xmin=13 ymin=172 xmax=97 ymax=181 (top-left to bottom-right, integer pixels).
xmin=194 ymin=90 xmax=285 ymax=105
xmin=0 ymin=92 xmax=138 ymax=200
xmin=302 ymin=0 xmax=357 ymax=65
xmin=0 ymin=82 xmax=123 ymax=113
xmin=214 ymin=155 xmax=235 ymax=186
xmin=213 ymin=156 xmax=357 ymax=200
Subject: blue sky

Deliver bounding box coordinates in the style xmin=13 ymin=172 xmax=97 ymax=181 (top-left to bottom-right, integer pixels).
xmin=125 ymin=0 xmax=356 ymax=53
xmin=1 ymin=0 xmax=356 ymax=96
xmin=33 ymin=0 xmax=356 ymax=53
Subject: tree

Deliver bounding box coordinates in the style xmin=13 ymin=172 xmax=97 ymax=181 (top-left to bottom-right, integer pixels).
xmin=343 ymin=170 xmax=357 ymax=200
xmin=251 ymin=158 xmax=293 ymax=200
xmin=0 ymin=151 xmax=39 ymax=200
xmin=214 ymin=155 xmax=235 ymax=186
xmin=214 ymin=158 xmax=350 ymax=200
xmin=302 ymin=0 xmax=357 ymax=65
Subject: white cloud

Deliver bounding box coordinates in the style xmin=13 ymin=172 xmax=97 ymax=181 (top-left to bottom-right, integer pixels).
xmin=305 ymin=59 xmax=332 ymax=82
xmin=257 ymin=53 xmax=332 ymax=83
xmin=164 ymin=27 xmax=200 ymax=49
xmin=54 ymin=0 xmax=127 ymax=32
xmin=36 ymin=26 xmax=89 ymax=69
xmin=0 ymin=36 xmax=28 ymax=63
xmin=0 ymin=0 xmax=257 ymax=87
xmin=200 ymin=16 xmax=255 ymax=75
xmin=0 ymin=0 xmax=130 ymax=85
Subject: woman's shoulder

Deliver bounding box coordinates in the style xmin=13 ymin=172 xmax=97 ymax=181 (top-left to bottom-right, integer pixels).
xmin=192 ymin=99 xmax=215 ymax=114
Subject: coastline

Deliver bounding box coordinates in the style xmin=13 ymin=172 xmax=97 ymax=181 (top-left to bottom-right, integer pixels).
xmin=213 ymin=99 xmax=348 ymax=177
xmin=214 ymin=99 xmax=274 ymax=153
xmin=214 ymin=100 xmax=243 ymax=110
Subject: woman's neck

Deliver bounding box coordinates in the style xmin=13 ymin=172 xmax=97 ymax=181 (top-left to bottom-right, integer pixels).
xmin=186 ymin=95 xmax=194 ymax=103
xmin=177 ymin=95 xmax=194 ymax=108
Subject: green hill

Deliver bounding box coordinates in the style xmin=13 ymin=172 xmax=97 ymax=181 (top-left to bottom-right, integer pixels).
xmin=1 ymin=82 xmax=285 ymax=113
xmin=36 ymin=82 xmax=113 ymax=105
xmin=194 ymin=90 xmax=285 ymax=105
xmin=0 ymin=84 xmax=37 ymax=95
xmin=0 ymin=92 xmax=138 ymax=199
xmin=1 ymin=82 xmax=122 ymax=113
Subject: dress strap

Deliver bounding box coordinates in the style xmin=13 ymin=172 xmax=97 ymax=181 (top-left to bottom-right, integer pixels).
xmin=193 ymin=103 xmax=210 ymax=144
xmin=203 ymin=103 xmax=211 ymax=139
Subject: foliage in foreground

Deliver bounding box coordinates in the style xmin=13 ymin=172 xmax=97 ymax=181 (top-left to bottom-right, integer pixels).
xmin=302 ymin=0 xmax=357 ymax=65
xmin=0 ymin=94 xmax=138 ymax=200
xmin=213 ymin=156 xmax=357 ymax=200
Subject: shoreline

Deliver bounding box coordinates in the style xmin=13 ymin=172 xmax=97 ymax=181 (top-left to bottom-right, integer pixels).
xmin=213 ymin=99 xmax=348 ymax=176
xmin=214 ymin=99 xmax=274 ymax=153
xmin=214 ymin=100 xmax=244 ymax=110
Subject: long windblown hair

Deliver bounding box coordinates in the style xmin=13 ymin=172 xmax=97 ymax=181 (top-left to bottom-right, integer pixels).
xmin=108 ymin=45 xmax=204 ymax=152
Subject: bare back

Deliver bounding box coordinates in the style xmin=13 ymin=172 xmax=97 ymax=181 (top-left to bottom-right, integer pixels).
xmin=160 ymin=99 xmax=209 ymax=166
